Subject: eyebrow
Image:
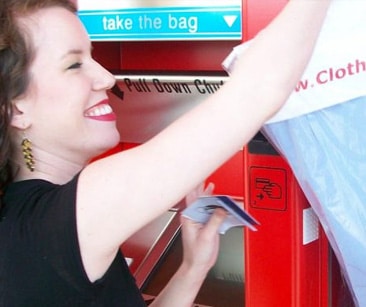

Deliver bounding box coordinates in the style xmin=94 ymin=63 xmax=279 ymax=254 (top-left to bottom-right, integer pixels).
xmin=61 ymin=46 xmax=93 ymax=59
xmin=61 ymin=49 xmax=82 ymax=60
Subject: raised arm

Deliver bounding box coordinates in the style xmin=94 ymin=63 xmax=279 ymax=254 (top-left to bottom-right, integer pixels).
xmin=76 ymin=0 xmax=331 ymax=281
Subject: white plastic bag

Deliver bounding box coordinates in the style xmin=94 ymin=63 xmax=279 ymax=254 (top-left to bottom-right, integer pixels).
xmin=262 ymin=1 xmax=366 ymax=305
xmin=263 ymin=96 xmax=366 ymax=306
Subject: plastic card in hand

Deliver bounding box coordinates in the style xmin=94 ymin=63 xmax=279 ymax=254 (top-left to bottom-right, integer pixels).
xmin=182 ymin=196 xmax=259 ymax=234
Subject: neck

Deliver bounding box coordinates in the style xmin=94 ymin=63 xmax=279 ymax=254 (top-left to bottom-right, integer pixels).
xmin=13 ymin=145 xmax=89 ymax=185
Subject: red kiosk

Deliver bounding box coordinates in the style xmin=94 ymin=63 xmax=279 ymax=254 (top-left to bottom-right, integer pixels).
xmin=81 ymin=0 xmax=352 ymax=305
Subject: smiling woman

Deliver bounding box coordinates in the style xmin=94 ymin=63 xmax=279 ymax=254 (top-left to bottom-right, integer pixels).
xmin=0 ymin=0 xmax=331 ymax=306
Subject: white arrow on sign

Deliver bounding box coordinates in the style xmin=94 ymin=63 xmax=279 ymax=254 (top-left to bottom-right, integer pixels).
xmin=223 ymin=15 xmax=238 ymax=28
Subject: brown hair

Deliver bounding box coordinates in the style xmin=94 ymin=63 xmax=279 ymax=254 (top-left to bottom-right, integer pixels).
xmin=0 ymin=0 xmax=77 ymax=196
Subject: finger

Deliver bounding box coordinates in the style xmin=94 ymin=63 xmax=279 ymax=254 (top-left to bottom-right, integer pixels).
xmin=185 ymin=182 xmax=205 ymax=205
xmin=202 ymin=208 xmax=227 ymax=236
xmin=203 ymin=182 xmax=215 ymax=196
xmin=180 ymin=214 xmax=204 ymax=233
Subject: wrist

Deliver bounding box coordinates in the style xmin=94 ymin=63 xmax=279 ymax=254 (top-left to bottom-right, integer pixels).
xmin=178 ymin=261 xmax=210 ymax=286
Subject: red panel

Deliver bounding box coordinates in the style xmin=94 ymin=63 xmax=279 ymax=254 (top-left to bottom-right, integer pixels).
xmin=330 ymin=250 xmax=355 ymax=306
xmin=90 ymin=142 xmax=123 ymax=162
xmin=120 ymin=142 xmax=140 ymax=151
xmin=92 ymin=42 xmax=121 ymax=70
xmin=243 ymin=144 xmax=327 ymax=307
xmin=119 ymin=41 xmax=238 ymax=71
xmin=92 ymin=39 xmax=238 ymax=72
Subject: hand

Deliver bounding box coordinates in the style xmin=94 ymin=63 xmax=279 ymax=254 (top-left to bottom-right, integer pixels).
xmin=149 ymin=185 xmax=227 ymax=307
xmin=180 ymin=182 xmax=227 ymax=274
xmin=180 ymin=208 xmax=227 ymax=274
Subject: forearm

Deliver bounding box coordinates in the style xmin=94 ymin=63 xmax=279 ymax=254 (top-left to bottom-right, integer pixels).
xmin=149 ymin=262 xmax=207 ymax=307
xmin=228 ymin=0 xmax=332 ymax=121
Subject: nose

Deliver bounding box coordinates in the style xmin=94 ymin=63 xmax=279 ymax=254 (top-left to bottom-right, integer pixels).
xmin=92 ymin=60 xmax=116 ymax=91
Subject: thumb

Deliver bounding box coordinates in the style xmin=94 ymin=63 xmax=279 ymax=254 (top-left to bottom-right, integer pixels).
xmin=203 ymin=182 xmax=215 ymax=196
xmin=204 ymin=208 xmax=227 ymax=235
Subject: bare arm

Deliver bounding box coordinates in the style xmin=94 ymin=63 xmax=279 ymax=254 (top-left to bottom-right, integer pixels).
xmin=76 ymin=0 xmax=331 ymax=281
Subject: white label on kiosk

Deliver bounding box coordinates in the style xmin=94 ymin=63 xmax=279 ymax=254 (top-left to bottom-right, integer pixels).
xmin=77 ymin=0 xmax=242 ymax=41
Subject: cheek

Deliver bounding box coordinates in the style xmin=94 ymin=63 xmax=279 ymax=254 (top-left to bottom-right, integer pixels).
xmin=27 ymin=72 xmax=90 ymax=135
xmin=36 ymin=73 xmax=89 ymax=107
xmin=33 ymin=98 xmax=83 ymax=142
xmin=37 ymin=85 xmax=86 ymax=123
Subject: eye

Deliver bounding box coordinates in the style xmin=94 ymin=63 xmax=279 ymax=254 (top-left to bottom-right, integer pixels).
xmin=67 ymin=62 xmax=82 ymax=70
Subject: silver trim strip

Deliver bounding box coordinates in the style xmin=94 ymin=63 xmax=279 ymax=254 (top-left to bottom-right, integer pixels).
xmin=114 ymin=74 xmax=229 ymax=84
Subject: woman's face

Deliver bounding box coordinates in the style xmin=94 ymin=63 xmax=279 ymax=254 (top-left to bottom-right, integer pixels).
xmin=19 ymin=7 xmax=118 ymax=163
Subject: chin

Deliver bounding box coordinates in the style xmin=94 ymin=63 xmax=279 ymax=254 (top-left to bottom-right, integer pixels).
xmin=93 ymin=134 xmax=122 ymax=160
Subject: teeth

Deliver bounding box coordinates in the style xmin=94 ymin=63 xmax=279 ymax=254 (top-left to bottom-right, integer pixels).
xmin=85 ymin=104 xmax=113 ymax=117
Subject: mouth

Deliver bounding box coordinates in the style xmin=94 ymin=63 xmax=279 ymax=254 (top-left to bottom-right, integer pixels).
xmin=84 ymin=100 xmax=116 ymax=121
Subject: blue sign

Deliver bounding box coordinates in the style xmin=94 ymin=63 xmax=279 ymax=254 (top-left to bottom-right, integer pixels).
xmin=78 ymin=6 xmax=242 ymax=41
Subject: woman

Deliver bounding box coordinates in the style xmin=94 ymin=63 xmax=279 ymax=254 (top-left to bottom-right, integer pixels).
xmin=0 ymin=0 xmax=330 ymax=306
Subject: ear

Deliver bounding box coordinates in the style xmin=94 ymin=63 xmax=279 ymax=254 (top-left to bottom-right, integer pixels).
xmin=10 ymin=99 xmax=32 ymax=130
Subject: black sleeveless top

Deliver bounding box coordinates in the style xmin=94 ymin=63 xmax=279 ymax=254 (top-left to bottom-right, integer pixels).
xmin=0 ymin=175 xmax=146 ymax=306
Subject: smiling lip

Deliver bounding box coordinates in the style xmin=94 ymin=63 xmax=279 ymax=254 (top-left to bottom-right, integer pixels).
xmin=84 ymin=100 xmax=116 ymax=121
